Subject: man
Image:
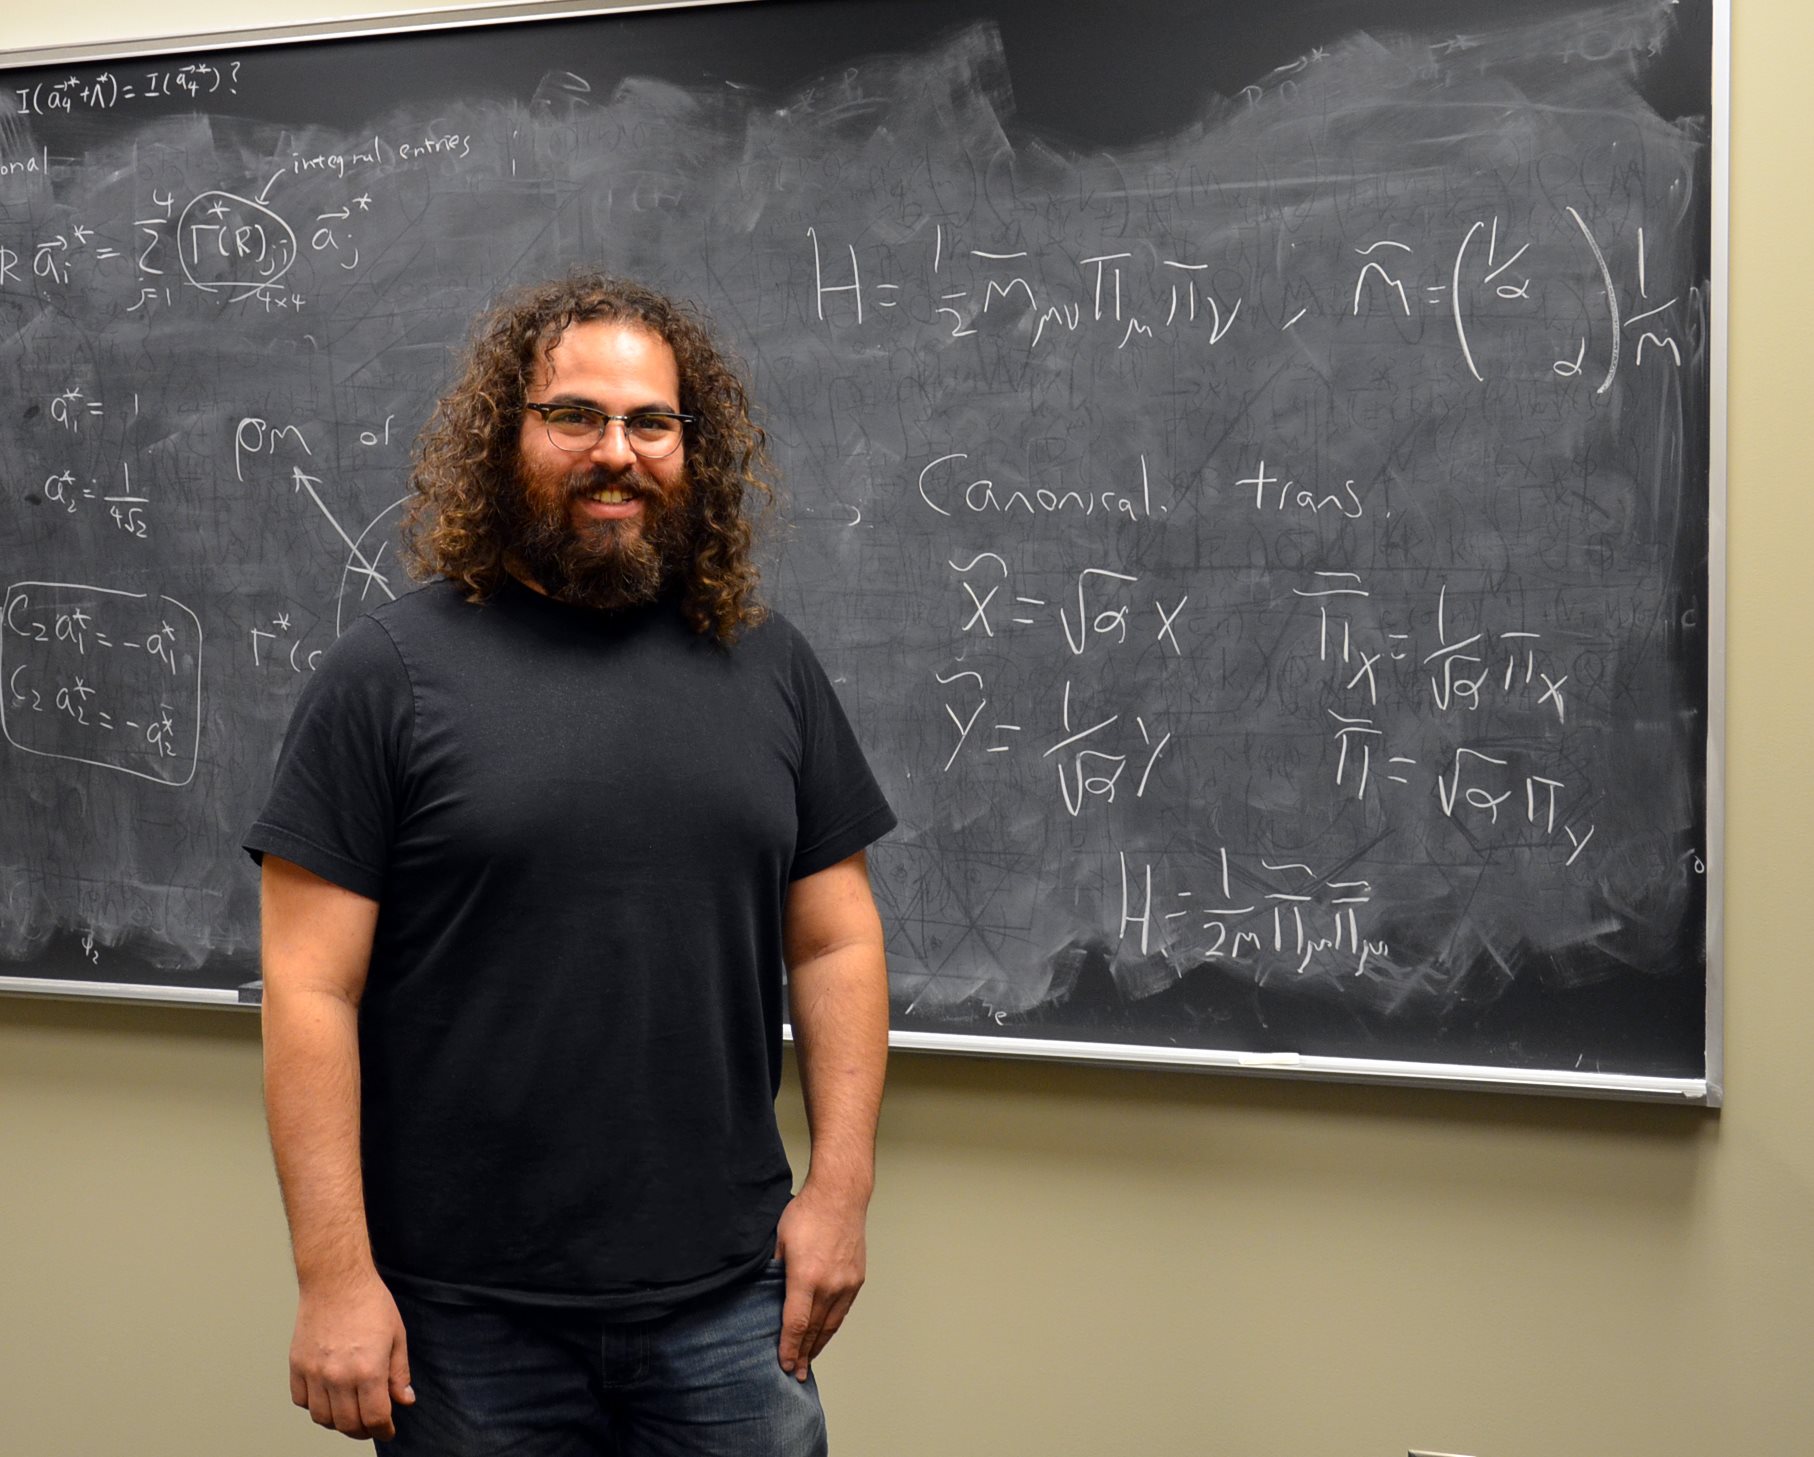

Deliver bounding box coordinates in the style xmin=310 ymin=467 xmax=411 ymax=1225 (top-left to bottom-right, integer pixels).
xmin=247 ymin=273 xmax=895 ymax=1455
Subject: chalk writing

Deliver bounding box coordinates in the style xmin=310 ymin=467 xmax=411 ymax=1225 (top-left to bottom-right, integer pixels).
xmin=2 ymin=584 xmax=202 ymax=786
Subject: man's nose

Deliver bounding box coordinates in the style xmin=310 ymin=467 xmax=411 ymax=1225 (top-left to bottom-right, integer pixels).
xmin=585 ymin=418 xmax=638 ymax=470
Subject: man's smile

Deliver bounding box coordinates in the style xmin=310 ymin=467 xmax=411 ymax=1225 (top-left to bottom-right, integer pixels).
xmin=574 ymin=478 xmax=646 ymax=520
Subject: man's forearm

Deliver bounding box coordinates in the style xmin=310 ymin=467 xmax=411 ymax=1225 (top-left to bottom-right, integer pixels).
xmin=262 ymin=985 xmax=377 ymax=1288
xmin=789 ymin=941 xmax=889 ymax=1202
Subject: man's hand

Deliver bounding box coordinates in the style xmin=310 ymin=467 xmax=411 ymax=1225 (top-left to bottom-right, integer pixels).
xmin=773 ymin=1183 xmax=869 ymax=1382
xmin=288 ymin=1271 xmax=415 ymax=1441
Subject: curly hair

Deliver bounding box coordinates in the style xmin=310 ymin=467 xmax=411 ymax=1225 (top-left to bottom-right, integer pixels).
xmin=401 ymin=272 xmax=773 ymax=641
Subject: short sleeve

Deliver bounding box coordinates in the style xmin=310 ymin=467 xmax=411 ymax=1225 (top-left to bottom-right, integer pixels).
xmin=787 ymin=630 xmax=897 ymax=881
xmin=242 ymin=615 xmax=414 ymax=901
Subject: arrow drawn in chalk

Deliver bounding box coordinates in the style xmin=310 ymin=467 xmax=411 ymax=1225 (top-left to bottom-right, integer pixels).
xmin=290 ymin=467 xmax=396 ymax=600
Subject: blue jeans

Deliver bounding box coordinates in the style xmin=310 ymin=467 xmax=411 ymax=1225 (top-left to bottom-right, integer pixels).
xmin=375 ymin=1260 xmax=828 ymax=1456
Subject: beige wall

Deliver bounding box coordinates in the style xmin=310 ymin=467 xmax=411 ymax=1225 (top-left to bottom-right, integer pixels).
xmin=3 ymin=4 xmax=1807 ymax=1454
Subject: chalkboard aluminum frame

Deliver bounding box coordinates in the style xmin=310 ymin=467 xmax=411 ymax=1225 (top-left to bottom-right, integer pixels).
xmin=0 ymin=0 xmax=1729 ymax=1105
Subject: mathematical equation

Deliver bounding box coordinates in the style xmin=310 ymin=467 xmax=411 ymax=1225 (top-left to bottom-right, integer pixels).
xmin=2 ymin=173 xmax=413 ymax=312
xmin=10 ymin=61 xmax=244 ymax=116
xmin=1115 ymin=848 xmax=1394 ymax=983
xmin=930 ymin=550 xmax=1596 ymax=842
xmin=804 ymin=211 xmax=1693 ymax=385
xmin=21 ymin=383 xmax=160 ymax=541
xmin=1 ymin=583 xmax=202 ymax=786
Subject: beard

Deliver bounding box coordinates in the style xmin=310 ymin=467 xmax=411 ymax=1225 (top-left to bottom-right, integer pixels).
xmin=505 ymin=456 xmax=699 ymax=614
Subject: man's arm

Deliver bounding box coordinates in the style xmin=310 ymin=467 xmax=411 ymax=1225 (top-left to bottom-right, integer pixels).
xmin=261 ymin=854 xmax=414 ymax=1441
xmin=774 ymin=848 xmax=889 ymax=1382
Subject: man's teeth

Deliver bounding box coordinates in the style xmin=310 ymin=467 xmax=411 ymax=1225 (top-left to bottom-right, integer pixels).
xmin=588 ymin=488 xmax=632 ymax=504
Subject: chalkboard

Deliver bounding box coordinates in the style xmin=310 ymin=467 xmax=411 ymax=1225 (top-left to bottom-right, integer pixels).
xmin=0 ymin=0 xmax=1724 ymax=1100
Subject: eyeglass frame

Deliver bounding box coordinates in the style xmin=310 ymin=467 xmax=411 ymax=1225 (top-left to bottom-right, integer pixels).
xmin=523 ymin=401 xmax=697 ymax=459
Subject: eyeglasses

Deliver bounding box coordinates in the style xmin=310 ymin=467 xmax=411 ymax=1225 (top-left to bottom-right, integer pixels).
xmin=524 ymin=402 xmax=696 ymax=459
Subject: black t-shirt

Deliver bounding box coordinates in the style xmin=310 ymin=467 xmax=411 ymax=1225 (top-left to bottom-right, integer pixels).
xmin=245 ymin=578 xmax=895 ymax=1317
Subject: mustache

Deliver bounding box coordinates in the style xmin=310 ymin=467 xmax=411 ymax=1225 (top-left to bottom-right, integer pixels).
xmin=563 ymin=463 xmax=660 ymax=499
